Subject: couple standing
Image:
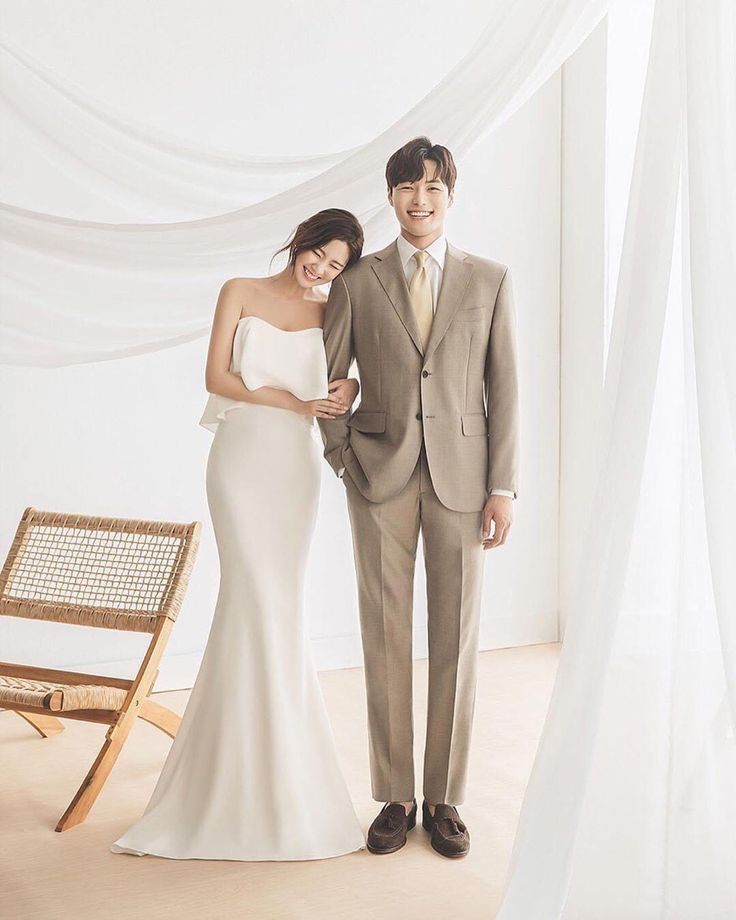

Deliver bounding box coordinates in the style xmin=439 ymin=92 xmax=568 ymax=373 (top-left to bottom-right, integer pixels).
xmin=110 ymin=136 xmax=520 ymax=862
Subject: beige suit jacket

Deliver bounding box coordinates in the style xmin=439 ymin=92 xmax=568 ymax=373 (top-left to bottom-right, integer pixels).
xmin=318 ymin=238 xmax=519 ymax=513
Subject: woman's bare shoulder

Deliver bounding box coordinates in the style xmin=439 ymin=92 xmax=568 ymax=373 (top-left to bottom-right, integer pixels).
xmin=219 ymin=276 xmax=259 ymax=294
xmin=217 ymin=277 xmax=269 ymax=317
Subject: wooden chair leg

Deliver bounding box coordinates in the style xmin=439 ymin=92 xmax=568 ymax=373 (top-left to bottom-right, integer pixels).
xmin=15 ymin=710 xmax=65 ymax=738
xmin=139 ymin=698 xmax=181 ymax=739
xmin=55 ymin=712 xmax=138 ymax=833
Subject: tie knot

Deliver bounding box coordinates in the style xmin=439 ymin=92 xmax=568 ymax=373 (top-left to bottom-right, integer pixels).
xmin=412 ymin=250 xmax=429 ymax=267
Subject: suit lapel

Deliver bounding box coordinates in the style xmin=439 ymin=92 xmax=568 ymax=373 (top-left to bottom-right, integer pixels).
xmin=424 ymin=242 xmax=474 ymax=363
xmin=370 ymin=241 xmax=424 ymax=356
xmin=369 ymin=239 xmax=474 ymax=362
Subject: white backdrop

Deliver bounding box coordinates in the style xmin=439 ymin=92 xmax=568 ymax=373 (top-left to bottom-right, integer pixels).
xmin=0 ymin=0 xmax=576 ymax=684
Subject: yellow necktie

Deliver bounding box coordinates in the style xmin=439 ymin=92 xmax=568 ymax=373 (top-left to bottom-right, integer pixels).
xmin=409 ymin=250 xmax=434 ymax=351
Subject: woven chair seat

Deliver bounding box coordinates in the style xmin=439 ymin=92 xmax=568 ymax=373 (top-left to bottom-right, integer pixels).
xmin=0 ymin=674 xmax=128 ymax=712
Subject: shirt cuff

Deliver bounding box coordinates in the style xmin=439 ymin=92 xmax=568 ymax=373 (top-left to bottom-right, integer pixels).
xmin=490 ymin=488 xmax=516 ymax=499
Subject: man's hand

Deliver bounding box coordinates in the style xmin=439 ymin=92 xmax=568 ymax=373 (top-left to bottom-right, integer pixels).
xmin=481 ymin=495 xmax=513 ymax=549
xmin=328 ymin=377 xmax=360 ymax=411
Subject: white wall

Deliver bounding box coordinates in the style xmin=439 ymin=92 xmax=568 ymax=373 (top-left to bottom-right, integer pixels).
xmin=0 ymin=1 xmax=562 ymax=689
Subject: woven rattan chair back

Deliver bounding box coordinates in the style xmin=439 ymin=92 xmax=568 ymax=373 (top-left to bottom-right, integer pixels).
xmin=0 ymin=507 xmax=200 ymax=633
xmin=0 ymin=506 xmax=201 ymax=832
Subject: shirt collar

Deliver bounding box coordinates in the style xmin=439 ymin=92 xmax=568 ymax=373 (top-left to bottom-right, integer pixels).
xmin=395 ymin=232 xmax=447 ymax=271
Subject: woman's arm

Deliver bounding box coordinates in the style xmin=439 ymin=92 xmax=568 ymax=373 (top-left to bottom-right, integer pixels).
xmin=204 ymin=279 xmax=346 ymax=418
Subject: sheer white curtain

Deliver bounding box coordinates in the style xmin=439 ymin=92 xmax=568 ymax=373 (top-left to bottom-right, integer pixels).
xmin=0 ymin=38 xmax=359 ymax=214
xmin=497 ymin=0 xmax=736 ymax=916
xmin=0 ymin=0 xmax=606 ymax=367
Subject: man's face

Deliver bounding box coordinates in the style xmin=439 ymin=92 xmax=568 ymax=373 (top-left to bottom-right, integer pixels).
xmin=388 ymin=160 xmax=453 ymax=245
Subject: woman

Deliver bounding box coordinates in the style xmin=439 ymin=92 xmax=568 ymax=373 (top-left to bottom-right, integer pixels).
xmin=111 ymin=209 xmax=366 ymax=860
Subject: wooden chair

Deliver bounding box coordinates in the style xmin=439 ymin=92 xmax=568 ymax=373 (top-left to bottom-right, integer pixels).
xmin=0 ymin=506 xmax=201 ymax=832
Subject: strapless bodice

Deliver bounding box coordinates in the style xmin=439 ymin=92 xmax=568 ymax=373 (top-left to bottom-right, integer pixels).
xmin=199 ymin=315 xmax=329 ymax=433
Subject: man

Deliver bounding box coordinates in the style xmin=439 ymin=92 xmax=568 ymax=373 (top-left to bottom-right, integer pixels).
xmin=318 ymin=136 xmax=519 ymax=858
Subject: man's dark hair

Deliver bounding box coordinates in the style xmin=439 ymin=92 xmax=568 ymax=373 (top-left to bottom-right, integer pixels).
xmin=385 ymin=136 xmax=457 ymax=196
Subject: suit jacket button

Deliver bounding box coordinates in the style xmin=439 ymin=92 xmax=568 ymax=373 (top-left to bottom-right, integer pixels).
xmin=416 ymin=412 xmax=422 ymax=420
xmin=422 ymin=370 xmax=429 ymax=378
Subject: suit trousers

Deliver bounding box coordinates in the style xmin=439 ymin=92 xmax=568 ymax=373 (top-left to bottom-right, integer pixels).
xmin=343 ymin=441 xmax=485 ymax=806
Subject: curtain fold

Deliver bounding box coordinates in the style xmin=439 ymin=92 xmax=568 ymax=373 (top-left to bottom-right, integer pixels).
xmin=0 ymin=38 xmax=360 ymax=215
xmin=0 ymin=0 xmax=606 ymax=366
xmin=496 ymin=0 xmax=736 ymax=916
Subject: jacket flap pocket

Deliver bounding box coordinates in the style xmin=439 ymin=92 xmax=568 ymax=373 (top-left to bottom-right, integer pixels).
xmin=347 ymin=410 xmax=387 ymax=433
xmin=461 ymin=413 xmax=488 ymax=436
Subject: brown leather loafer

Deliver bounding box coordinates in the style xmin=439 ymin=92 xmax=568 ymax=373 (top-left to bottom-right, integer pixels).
xmin=422 ymin=801 xmax=470 ymax=858
xmin=367 ymin=799 xmax=417 ymax=854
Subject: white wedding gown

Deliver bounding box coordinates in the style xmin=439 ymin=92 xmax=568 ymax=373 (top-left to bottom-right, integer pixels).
xmin=110 ymin=314 xmax=366 ymax=861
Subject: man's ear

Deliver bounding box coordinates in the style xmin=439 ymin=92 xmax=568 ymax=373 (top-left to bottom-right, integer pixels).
xmin=448 ymin=192 xmax=455 ymax=208
xmin=387 ymin=189 xmax=394 ymax=206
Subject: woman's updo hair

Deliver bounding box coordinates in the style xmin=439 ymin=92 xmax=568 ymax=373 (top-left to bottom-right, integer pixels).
xmin=270 ymin=208 xmax=364 ymax=273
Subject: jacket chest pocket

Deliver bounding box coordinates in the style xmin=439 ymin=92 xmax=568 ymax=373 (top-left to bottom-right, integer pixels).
xmin=454 ymin=307 xmax=486 ymax=323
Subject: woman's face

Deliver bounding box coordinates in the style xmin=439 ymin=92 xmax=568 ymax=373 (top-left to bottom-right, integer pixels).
xmin=294 ymin=240 xmax=351 ymax=288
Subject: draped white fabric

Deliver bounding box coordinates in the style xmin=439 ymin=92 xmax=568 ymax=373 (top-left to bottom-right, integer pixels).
xmin=0 ymin=0 xmax=606 ymax=367
xmin=0 ymin=39 xmax=359 ymax=216
xmin=497 ymin=0 xmax=736 ymax=916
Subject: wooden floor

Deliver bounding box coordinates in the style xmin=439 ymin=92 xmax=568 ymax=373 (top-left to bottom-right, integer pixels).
xmin=0 ymin=643 xmax=559 ymax=920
